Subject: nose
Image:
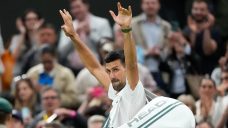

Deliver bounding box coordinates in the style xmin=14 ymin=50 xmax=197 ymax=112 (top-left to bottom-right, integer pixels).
xmin=109 ymin=71 xmax=116 ymax=79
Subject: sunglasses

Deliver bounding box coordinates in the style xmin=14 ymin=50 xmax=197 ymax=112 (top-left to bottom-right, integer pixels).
xmin=14 ymin=74 xmax=28 ymax=82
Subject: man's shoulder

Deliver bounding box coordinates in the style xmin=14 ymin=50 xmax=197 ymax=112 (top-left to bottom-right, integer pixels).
xmin=27 ymin=64 xmax=43 ymax=74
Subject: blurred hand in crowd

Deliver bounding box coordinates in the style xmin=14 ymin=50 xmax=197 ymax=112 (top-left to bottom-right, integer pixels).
xmin=16 ymin=18 xmax=26 ymax=34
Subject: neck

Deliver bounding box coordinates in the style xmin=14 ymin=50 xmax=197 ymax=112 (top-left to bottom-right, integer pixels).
xmin=146 ymin=15 xmax=157 ymax=22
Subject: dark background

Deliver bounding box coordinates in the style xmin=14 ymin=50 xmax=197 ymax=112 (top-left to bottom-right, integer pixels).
xmin=0 ymin=0 xmax=188 ymax=43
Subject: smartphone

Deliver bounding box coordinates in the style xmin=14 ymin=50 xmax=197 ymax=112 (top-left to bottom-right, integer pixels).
xmin=22 ymin=107 xmax=30 ymax=119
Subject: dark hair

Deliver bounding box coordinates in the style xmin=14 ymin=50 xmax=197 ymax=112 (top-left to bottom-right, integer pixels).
xmin=69 ymin=0 xmax=89 ymax=5
xmin=39 ymin=23 xmax=56 ymax=33
xmin=22 ymin=9 xmax=42 ymax=23
xmin=104 ymin=49 xmax=125 ymax=65
xmin=0 ymin=112 xmax=10 ymax=124
xmin=193 ymin=0 xmax=208 ymax=6
xmin=40 ymin=45 xmax=56 ymax=57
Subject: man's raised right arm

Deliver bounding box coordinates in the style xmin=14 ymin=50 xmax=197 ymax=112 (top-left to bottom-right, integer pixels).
xmin=59 ymin=9 xmax=110 ymax=90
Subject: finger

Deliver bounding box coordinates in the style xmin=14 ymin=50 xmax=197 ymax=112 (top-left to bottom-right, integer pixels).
xmin=117 ymin=2 xmax=121 ymax=11
xmin=59 ymin=10 xmax=67 ymax=22
xmin=109 ymin=10 xmax=117 ymax=20
xmin=128 ymin=6 xmax=132 ymax=15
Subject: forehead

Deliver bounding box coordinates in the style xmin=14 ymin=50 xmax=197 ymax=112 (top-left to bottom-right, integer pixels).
xmin=193 ymin=2 xmax=207 ymax=8
xmin=201 ymin=79 xmax=214 ymax=86
xmin=105 ymin=59 xmax=124 ymax=69
xmin=43 ymin=90 xmax=57 ymax=96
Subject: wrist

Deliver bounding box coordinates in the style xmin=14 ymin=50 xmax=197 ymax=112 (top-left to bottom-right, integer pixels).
xmin=121 ymin=27 xmax=132 ymax=33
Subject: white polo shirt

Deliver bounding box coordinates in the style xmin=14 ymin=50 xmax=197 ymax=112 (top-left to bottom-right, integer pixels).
xmin=119 ymin=96 xmax=196 ymax=128
xmin=106 ymin=80 xmax=146 ymax=128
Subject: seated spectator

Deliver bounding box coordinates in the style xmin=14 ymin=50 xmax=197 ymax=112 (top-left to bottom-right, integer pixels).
xmin=217 ymin=66 xmax=228 ymax=96
xmin=10 ymin=9 xmax=44 ymax=75
xmin=8 ymin=110 xmax=24 ymax=128
xmin=195 ymin=77 xmax=227 ymax=127
xmin=177 ymin=94 xmax=196 ymax=114
xmin=28 ymin=87 xmax=61 ymax=128
xmin=22 ymin=23 xmax=59 ymax=72
xmin=58 ymin=0 xmax=112 ymax=75
xmin=183 ymin=0 xmax=221 ymax=74
xmin=0 ymin=97 xmax=13 ymax=128
xmin=27 ymin=45 xmax=78 ymax=107
xmin=88 ymin=115 xmax=105 ymax=128
xmin=13 ymin=76 xmax=40 ymax=125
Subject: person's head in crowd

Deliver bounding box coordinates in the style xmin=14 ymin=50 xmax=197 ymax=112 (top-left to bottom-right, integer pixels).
xmin=191 ymin=0 xmax=209 ymax=23
xmin=141 ymin=0 xmax=160 ymax=18
xmin=38 ymin=23 xmax=57 ymax=46
xmin=98 ymin=38 xmax=114 ymax=62
xmin=44 ymin=121 xmax=65 ymax=128
xmin=104 ymin=50 xmax=126 ymax=92
xmin=0 ymin=97 xmax=13 ymax=125
xmin=88 ymin=115 xmax=105 ymax=128
xmin=8 ymin=110 xmax=24 ymax=128
xmin=196 ymin=121 xmax=214 ymax=128
xmin=22 ymin=9 xmax=42 ymax=32
xmin=40 ymin=45 xmax=57 ymax=72
xmin=177 ymin=94 xmax=196 ymax=114
xmin=69 ymin=0 xmax=90 ymax=21
xmin=41 ymin=87 xmax=61 ymax=116
xmin=14 ymin=76 xmax=37 ymax=112
xmin=199 ymin=76 xmax=216 ymax=99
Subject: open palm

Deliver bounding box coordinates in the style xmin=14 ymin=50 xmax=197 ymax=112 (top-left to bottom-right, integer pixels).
xmin=110 ymin=2 xmax=132 ymax=28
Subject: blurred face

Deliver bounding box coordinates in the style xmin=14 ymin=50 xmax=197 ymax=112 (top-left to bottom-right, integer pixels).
xmin=191 ymin=2 xmax=208 ymax=23
xmin=196 ymin=122 xmax=212 ymax=128
xmin=199 ymin=79 xmax=215 ymax=98
xmin=88 ymin=122 xmax=103 ymax=128
xmin=70 ymin=0 xmax=89 ymax=20
xmin=141 ymin=0 xmax=160 ymax=18
xmin=42 ymin=90 xmax=60 ymax=113
xmin=9 ymin=118 xmax=24 ymax=128
xmin=24 ymin=12 xmax=39 ymax=31
xmin=105 ymin=60 xmax=126 ymax=92
xmin=17 ymin=81 xmax=33 ymax=102
xmin=38 ymin=28 xmax=57 ymax=45
xmin=41 ymin=53 xmax=55 ymax=72
xmin=221 ymin=72 xmax=228 ymax=84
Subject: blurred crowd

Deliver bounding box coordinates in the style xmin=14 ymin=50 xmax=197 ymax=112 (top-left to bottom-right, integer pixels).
xmin=0 ymin=0 xmax=227 ymax=128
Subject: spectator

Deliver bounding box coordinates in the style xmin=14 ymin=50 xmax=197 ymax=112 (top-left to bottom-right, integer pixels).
xmin=27 ymin=45 xmax=78 ymax=108
xmin=162 ymin=31 xmax=192 ymax=98
xmin=22 ymin=23 xmax=59 ymax=72
xmin=13 ymin=76 xmax=40 ymax=125
xmin=196 ymin=121 xmax=214 ymax=128
xmin=88 ymin=115 xmax=105 ymax=128
xmin=0 ymin=97 xmax=13 ymax=128
xmin=195 ymin=77 xmax=227 ymax=127
xmin=177 ymin=94 xmax=196 ymax=114
xmin=8 ymin=110 xmax=24 ymax=128
xmin=10 ymin=9 xmax=44 ymax=75
xmin=217 ymin=68 xmax=228 ymax=96
xmin=28 ymin=87 xmax=61 ymax=128
xmin=132 ymin=0 xmax=172 ymax=92
xmin=183 ymin=0 xmax=221 ymax=74
xmin=58 ymin=0 xmax=112 ymax=75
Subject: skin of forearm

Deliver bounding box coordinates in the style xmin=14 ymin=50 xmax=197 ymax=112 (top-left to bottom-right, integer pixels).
xmin=123 ymin=31 xmax=139 ymax=90
xmin=189 ymin=31 xmax=196 ymax=47
xmin=69 ymin=34 xmax=102 ymax=72
xmin=203 ymin=29 xmax=217 ymax=55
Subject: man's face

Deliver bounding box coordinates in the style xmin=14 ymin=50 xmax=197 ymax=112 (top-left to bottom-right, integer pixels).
xmin=70 ymin=0 xmax=89 ymax=20
xmin=38 ymin=28 xmax=57 ymax=45
xmin=41 ymin=53 xmax=55 ymax=72
xmin=41 ymin=90 xmax=60 ymax=113
xmin=191 ymin=2 xmax=208 ymax=23
xmin=88 ymin=122 xmax=103 ymax=128
xmin=141 ymin=0 xmax=160 ymax=18
xmin=105 ymin=60 xmax=126 ymax=92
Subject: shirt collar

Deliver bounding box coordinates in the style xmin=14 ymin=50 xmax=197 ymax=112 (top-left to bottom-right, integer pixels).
xmin=141 ymin=13 xmax=161 ymax=25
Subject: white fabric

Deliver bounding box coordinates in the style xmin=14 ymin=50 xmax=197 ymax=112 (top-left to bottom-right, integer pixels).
xmin=119 ymin=96 xmax=196 ymax=128
xmin=108 ymin=80 xmax=146 ymax=128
